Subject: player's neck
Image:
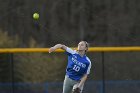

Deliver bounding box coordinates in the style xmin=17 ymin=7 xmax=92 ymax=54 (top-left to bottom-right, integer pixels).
xmin=77 ymin=50 xmax=85 ymax=57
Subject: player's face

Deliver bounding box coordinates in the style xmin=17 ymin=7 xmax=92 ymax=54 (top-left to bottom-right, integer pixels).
xmin=78 ymin=41 xmax=87 ymax=51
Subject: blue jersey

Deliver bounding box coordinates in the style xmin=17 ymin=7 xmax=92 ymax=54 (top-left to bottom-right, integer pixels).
xmin=65 ymin=47 xmax=92 ymax=81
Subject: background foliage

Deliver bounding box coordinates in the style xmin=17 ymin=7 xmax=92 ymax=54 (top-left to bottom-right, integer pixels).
xmin=0 ymin=0 xmax=140 ymax=83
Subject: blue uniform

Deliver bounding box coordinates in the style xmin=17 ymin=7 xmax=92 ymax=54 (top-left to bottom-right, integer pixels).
xmin=65 ymin=47 xmax=91 ymax=81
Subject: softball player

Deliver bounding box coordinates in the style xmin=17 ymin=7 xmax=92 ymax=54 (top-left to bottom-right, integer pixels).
xmin=49 ymin=41 xmax=92 ymax=93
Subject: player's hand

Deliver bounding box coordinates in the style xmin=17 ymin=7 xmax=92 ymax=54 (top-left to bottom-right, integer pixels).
xmin=49 ymin=47 xmax=55 ymax=53
xmin=72 ymin=87 xmax=81 ymax=93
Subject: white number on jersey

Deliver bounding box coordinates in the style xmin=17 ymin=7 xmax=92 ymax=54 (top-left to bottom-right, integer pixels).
xmin=73 ymin=65 xmax=80 ymax=72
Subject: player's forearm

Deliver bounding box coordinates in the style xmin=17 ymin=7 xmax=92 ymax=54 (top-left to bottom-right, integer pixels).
xmin=53 ymin=44 xmax=66 ymax=50
xmin=49 ymin=44 xmax=66 ymax=53
xmin=53 ymin=44 xmax=63 ymax=49
xmin=78 ymin=74 xmax=88 ymax=88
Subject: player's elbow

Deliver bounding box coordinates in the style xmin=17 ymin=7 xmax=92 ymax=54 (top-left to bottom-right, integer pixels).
xmin=60 ymin=44 xmax=67 ymax=50
xmin=55 ymin=44 xmax=67 ymax=50
xmin=83 ymin=74 xmax=88 ymax=79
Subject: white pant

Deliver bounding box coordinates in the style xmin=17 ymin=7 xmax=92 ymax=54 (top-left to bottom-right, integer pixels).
xmin=62 ymin=75 xmax=84 ymax=93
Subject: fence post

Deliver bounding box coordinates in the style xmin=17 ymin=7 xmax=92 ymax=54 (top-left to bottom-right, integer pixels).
xmin=101 ymin=52 xmax=105 ymax=93
xmin=45 ymin=83 xmax=48 ymax=93
xmin=9 ymin=53 xmax=14 ymax=93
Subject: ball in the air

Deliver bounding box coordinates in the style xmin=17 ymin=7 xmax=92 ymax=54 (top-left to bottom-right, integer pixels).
xmin=33 ymin=13 xmax=39 ymax=20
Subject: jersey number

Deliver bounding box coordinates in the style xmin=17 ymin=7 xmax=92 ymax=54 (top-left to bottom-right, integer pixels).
xmin=73 ymin=65 xmax=80 ymax=72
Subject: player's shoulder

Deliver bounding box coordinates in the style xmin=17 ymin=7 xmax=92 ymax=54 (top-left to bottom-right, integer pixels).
xmin=85 ymin=56 xmax=91 ymax=63
xmin=66 ymin=47 xmax=77 ymax=54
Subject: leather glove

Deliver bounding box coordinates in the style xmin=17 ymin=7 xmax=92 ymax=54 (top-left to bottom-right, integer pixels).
xmin=72 ymin=87 xmax=81 ymax=93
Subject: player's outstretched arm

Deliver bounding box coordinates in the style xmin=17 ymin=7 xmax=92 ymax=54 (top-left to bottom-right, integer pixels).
xmin=49 ymin=44 xmax=67 ymax=53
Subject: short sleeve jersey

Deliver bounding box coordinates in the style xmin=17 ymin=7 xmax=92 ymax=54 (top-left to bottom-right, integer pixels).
xmin=65 ymin=47 xmax=91 ymax=81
